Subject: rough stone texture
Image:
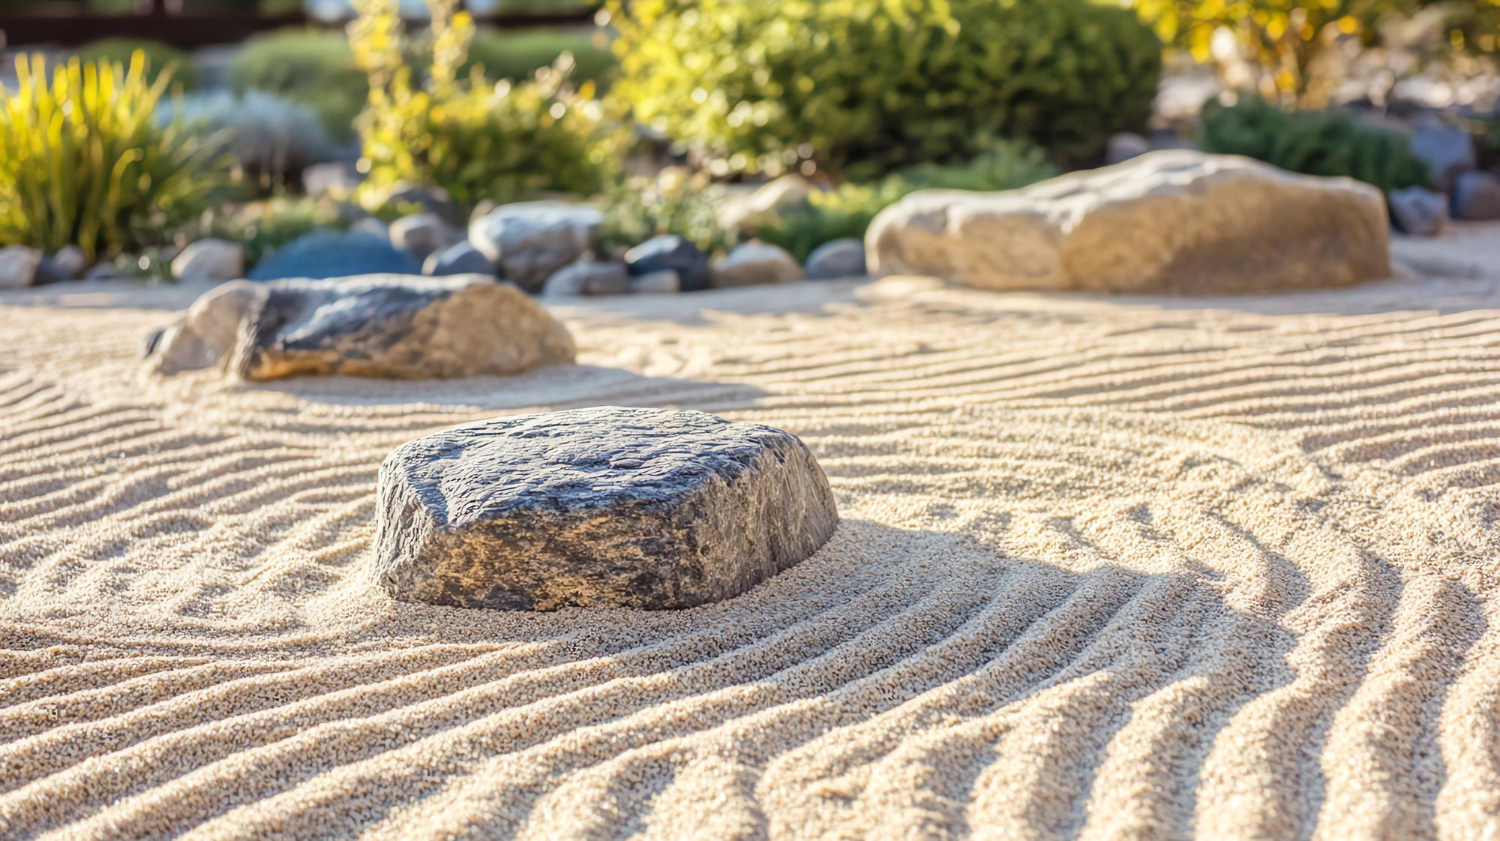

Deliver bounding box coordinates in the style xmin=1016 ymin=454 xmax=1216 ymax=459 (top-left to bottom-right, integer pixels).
xmin=624 ymin=235 xmax=709 ymax=291
xmin=0 ymin=245 xmax=42 ymax=290
xmin=423 ymin=241 xmax=497 ymax=277
xmin=248 ymin=230 xmax=421 ymax=281
xmin=372 ymin=407 xmax=840 ymax=610
xmin=711 ymin=242 xmax=805 ymax=288
xmin=630 ymin=269 xmax=681 ymax=294
xmin=542 ymin=259 xmax=631 ymax=298
xmin=1452 ymin=171 xmax=1500 ymax=221
xmin=1410 ymin=123 xmax=1476 ymax=191
xmin=805 ymin=238 xmax=868 ymax=279
xmin=1389 ymin=186 xmax=1448 ymax=237
xmin=147 ymin=273 xmax=575 ymax=380
xmin=389 ymin=213 xmax=462 ymax=260
xmin=866 ymin=150 xmax=1392 ymax=295
xmin=172 ymin=238 xmax=246 ymax=282
xmin=468 ymin=202 xmax=603 ymax=293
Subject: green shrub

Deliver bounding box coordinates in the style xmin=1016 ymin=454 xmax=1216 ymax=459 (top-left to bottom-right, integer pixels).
xmin=230 ymin=29 xmax=368 ymax=142
xmin=352 ymin=0 xmax=621 ymax=212
xmin=757 ymin=139 xmax=1060 ymax=261
xmin=1199 ymin=96 xmax=1431 ymax=194
xmin=0 ymin=54 xmax=227 ymax=261
xmin=609 ymin=0 xmax=1161 ymax=178
xmin=600 ymin=169 xmax=732 ymax=256
xmin=465 ymin=27 xmax=615 ymax=86
xmin=74 ymin=38 xmax=198 ymax=90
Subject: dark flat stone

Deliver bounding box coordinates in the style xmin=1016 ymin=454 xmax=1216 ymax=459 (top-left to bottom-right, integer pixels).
xmin=372 ymin=407 xmax=840 ymax=610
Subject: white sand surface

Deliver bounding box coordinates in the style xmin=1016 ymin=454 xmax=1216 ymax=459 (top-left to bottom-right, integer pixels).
xmin=3 ymin=227 xmax=1500 ymax=839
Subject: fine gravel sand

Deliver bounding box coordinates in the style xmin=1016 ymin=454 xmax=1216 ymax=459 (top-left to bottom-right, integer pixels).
xmin=3 ymin=224 xmax=1500 ymax=840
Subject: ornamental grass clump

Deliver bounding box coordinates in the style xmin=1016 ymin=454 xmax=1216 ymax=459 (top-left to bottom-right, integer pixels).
xmin=0 ymin=53 xmax=227 ymax=261
xmin=351 ymin=0 xmax=621 ymax=214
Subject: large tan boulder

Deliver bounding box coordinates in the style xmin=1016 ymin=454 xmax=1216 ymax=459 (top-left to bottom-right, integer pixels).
xmin=865 ymin=150 xmax=1391 ymax=295
xmin=147 ymin=274 xmax=575 ymax=381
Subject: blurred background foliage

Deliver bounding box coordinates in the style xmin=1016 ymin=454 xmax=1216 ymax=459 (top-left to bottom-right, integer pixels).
xmin=1128 ymin=0 xmax=1500 ymax=105
xmin=348 ymin=0 xmax=621 ymax=212
xmin=0 ymin=54 xmax=229 ymax=260
xmin=0 ymin=0 xmax=1496 ymax=272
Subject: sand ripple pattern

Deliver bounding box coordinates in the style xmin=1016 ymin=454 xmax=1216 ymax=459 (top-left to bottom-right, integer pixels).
xmin=3 ymin=267 xmax=1500 ymax=840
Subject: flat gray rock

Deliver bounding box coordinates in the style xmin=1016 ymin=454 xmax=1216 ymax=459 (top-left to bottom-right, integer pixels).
xmin=468 ymin=202 xmax=603 ymax=292
xmin=372 ymin=407 xmax=840 ymax=610
xmin=147 ymin=273 xmax=575 ymax=380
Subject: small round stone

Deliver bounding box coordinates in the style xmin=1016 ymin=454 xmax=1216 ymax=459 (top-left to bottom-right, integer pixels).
xmin=372 ymin=406 xmax=840 ymax=610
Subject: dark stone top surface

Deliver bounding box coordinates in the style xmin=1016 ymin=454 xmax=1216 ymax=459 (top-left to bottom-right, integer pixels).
xmin=386 ymin=407 xmax=793 ymax=528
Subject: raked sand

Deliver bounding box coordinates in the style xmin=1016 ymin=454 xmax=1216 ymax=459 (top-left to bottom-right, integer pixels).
xmin=3 ymin=224 xmax=1500 ymax=840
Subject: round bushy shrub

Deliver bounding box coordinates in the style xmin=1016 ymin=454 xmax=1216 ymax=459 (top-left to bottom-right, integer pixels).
xmin=230 ymin=29 xmax=368 ymax=142
xmin=74 ymin=39 xmax=198 ymax=90
xmin=609 ymin=0 xmax=1162 ymax=177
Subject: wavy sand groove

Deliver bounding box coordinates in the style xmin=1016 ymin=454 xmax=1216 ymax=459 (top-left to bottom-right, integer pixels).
xmin=3 ymin=256 xmax=1500 ymax=839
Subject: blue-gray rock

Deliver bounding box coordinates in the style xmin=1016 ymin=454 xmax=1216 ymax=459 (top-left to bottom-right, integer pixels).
xmin=804 ymin=238 xmax=867 ymax=279
xmin=147 ymin=274 xmax=575 ymax=380
xmin=630 ymin=270 xmax=680 ymax=294
xmin=1106 ymin=133 xmax=1150 ymax=165
xmin=1389 ymin=186 xmax=1448 ymax=237
xmin=389 ymin=212 xmax=463 ymax=260
xmin=468 ymin=202 xmax=603 ymax=293
xmin=424 ymin=241 xmax=497 ymax=277
xmin=247 ymin=230 xmax=421 ymax=281
xmin=1452 ymin=171 xmax=1500 ymax=221
xmin=1410 ymin=123 xmax=1477 ymax=191
xmin=542 ymin=259 xmax=631 ymax=297
xmin=38 ymin=245 xmax=89 ymax=282
xmin=0 ymin=245 xmax=42 ymax=290
xmin=33 ymin=256 xmax=73 ymax=285
xmin=371 ymin=406 xmax=840 ymax=610
xmin=624 ymin=235 xmax=710 ymax=291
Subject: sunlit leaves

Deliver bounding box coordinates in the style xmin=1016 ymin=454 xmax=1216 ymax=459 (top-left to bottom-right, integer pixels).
xmin=0 ymin=52 xmax=227 ymax=260
xmin=608 ymin=0 xmax=1161 ymax=177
